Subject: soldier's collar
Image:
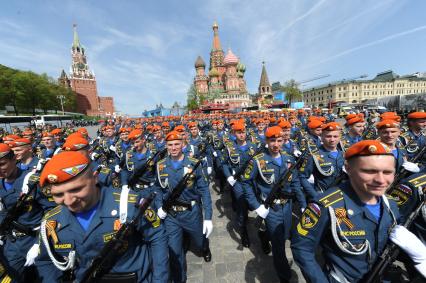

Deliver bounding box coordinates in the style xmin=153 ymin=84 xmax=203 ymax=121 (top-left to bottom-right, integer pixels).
xmin=340 ymin=183 xmax=365 ymax=219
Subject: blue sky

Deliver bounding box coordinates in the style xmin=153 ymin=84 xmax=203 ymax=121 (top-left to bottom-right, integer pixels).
xmin=1 ymin=0 xmax=426 ymax=115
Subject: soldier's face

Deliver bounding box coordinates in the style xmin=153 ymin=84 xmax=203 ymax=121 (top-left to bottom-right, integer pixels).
xmin=234 ymin=130 xmax=246 ymax=142
xmin=105 ymin=129 xmax=114 ymax=137
xmin=379 ymin=128 xmax=400 ymax=146
xmin=167 ymin=140 xmax=183 ymax=158
xmin=0 ymin=155 xmax=16 ymax=178
xmin=190 ymin=127 xmax=198 ymax=136
xmin=50 ymin=169 xmax=99 ymax=213
xmin=346 ymin=155 xmax=395 ymax=202
xmin=409 ymin=119 xmax=426 ymax=131
xmin=267 ymin=137 xmax=284 ymax=154
xmin=257 ymin=123 xmax=265 ymax=131
xmin=321 ymin=130 xmax=341 ymax=149
xmin=282 ymin=128 xmax=291 ymax=140
xmin=11 ymin=145 xmax=32 ymax=161
xmin=42 ymin=137 xmax=54 ymax=148
xmin=120 ymin=132 xmax=129 ymax=141
xmin=311 ymin=128 xmax=322 ymax=136
xmin=134 ymin=138 xmax=145 ymax=151
xmin=350 ymin=123 xmax=365 ymax=136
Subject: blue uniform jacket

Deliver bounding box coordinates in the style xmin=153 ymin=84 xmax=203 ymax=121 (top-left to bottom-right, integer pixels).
xmin=155 ymin=155 xmax=213 ymax=220
xmin=391 ymin=172 xmax=426 ymax=243
xmin=241 ymin=150 xmax=307 ymax=210
xmin=221 ymin=141 xmax=257 ymax=179
xmin=36 ymin=186 xmax=168 ymax=283
xmin=299 ymin=146 xmax=345 ymax=200
xmin=17 ymin=156 xmax=39 ymax=172
xmin=291 ymin=182 xmax=400 ymax=283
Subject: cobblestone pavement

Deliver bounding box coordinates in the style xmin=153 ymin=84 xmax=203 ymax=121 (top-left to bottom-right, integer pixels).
xmin=186 ymin=180 xmax=306 ymax=283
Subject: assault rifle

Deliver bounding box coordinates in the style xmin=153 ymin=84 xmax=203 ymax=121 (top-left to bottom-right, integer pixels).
xmin=362 ymin=201 xmax=425 ymax=283
xmin=81 ymin=192 xmax=156 ymax=283
xmin=254 ymin=151 xmax=308 ymax=228
xmin=128 ymin=148 xmax=167 ymax=188
xmin=162 ymin=143 xmax=209 ymax=217
xmin=0 ymin=159 xmax=48 ymax=236
xmin=232 ymin=145 xmax=265 ymax=182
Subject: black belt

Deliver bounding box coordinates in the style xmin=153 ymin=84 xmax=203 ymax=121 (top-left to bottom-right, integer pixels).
xmin=99 ymin=273 xmax=137 ymax=283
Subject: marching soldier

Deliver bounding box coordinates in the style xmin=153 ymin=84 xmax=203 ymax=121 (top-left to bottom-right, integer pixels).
xmin=292 ymin=140 xmax=403 ymax=282
xmin=155 ymin=131 xmax=213 ymax=283
xmin=342 ymin=114 xmax=365 ymax=147
xmin=9 ymin=138 xmax=39 ymax=172
xmin=222 ymin=121 xmax=258 ymax=248
xmin=39 ymin=132 xmax=57 ymax=159
xmin=0 ymin=143 xmax=53 ymax=281
xmin=241 ymin=126 xmax=306 ymax=283
xmin=35 ymin=151 xmax=169 ymax=282
xmin=299 ymin=122 xmax=345 ymax=200
xmin=400 ymin=112 xmax=426 ymax=165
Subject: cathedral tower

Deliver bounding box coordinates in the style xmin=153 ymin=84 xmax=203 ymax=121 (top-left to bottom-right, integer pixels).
xmin=194 ymin=56 xmax=208 ymax=96
xmin=258 ymin=61 xmax=272 ymax=101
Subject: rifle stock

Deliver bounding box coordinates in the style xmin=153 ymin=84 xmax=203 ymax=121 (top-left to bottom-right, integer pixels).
xmin=81 ymin=192 xmax=156 ymax=283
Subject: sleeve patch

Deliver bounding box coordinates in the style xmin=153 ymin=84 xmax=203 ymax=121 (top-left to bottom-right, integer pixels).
xmin=390 ymin=184 xmax=412 ymax=206
xmin=319 ymin=189 xmax=343 ymax=207
xmin=144 ymin=208 xmax=161 ymax=228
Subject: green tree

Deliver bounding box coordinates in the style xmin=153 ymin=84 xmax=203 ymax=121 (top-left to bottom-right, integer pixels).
xmin=281 ymin=79 xmax=302 ymax=106
xmin=187 ymin=84 xmax=199 ymax=111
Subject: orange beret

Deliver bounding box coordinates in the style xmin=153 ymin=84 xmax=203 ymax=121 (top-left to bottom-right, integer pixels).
xmin=346 ymin=115 xmax=364 ymax=126
xmin=407 ymin=112 xmax=426 ymax=120
xmin=51 ymin=129 xmax=62 ymax=135
xmin=3 ymin=135 xmax=20 ymax=142
xmin=62 ymin=136 xmax=89 ymax=151
xmin=269 ymin=117 xmax=277 ymax=124
xmin=308 ymin=120 xmax=323 ymax=129
xmin=345 ymin=140 xmax=393 ymax=159
xmin=128 ymin=129 xmax=143 ymax=141
xmin=345 ymin=114 xmax=358 ymax=121
xmin=174 ymin=125 xmax=185 ymax=133
xmin=77 ymin=128 xmax=88 ymax=135
xmin=380 ymin=112 xmax=401 ymax=122
xmin=162 ymin=122 xmax=170 ymax=127
xmin=105 ymin=125 xmax=115 ymax=130
xmin=165 ymin=131 xmax=182 ymax=141
xmin=9 ymin=138 xmax=31 ymax=148
xmin=188 ymin=122 xmax=197 ymax=128
xmin=265 ymin=126 xmax=284 ymax=138
xmin=232 ymin=122 xmax=245 ymax=131
xmin=42 ymin=132 xmax=53 ymax=138
xmin=0 ymin=143 xmax=11 ymax=158
xmin=278 ymin=120 xmax=291 ymax=129
xmin=152 ymin=125 xmax=161 ymax=131
xmin=376 ymin=119 xmax=400 ymax=129
xmin=40 ymin=151 xmax=90 ymax=187
xmin=322 ymin=122 xmax=342 ymax=131
xmin=22 ymin=130 xmax=33 ymax=136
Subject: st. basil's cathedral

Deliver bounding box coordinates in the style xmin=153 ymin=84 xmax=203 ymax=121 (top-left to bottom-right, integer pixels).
xmin=193 ymin=22 xmax=252 ymax=110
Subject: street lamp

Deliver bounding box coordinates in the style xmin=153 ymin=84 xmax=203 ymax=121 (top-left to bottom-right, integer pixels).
xmin=57 ymin=95 xmax=65 ymax=115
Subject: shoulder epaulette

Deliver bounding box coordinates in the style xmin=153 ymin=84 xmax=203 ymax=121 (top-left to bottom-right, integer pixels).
xmin=318 ymin=189 xmax=344 ymax=208
xmin=100 ymin=167 xmax=111 ymax=175
xmin=408 ymin=174 xmax=426 ymax=188
xmin=188 ymin=156 xmax=199 ymax=163
xmin=43 ymin=205 xmax=62 ymax=220
xmin=253 ymin=153 xmax=264 ymax=160
xmin=113 ymin=192 xmax=138 ymax=203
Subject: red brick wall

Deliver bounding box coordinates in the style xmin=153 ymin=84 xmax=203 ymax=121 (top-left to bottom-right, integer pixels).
xmin=70 ymin=78 xmax=99 ymax=115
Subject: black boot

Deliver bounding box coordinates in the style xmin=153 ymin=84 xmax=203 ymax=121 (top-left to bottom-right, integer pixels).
xmin=240 ymin=227 xmax=250 ymax=248
xmin=203 ymin=237 xmax=212 ymax=262
xmin=258 ymin=229 xmax=271 ymax=255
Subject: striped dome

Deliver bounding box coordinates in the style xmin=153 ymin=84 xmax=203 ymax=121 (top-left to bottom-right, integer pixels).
xmin=223 ymin=49 xmax=238 ymax=66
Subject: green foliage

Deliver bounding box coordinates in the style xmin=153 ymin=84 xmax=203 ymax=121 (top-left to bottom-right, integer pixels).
xmin=281 ymin=79 xmax=302 ymax=106
xmin=186 ymin=84 xmax=200 ymax=111
xmin=0 ymin=64 xmax=76 ymax=115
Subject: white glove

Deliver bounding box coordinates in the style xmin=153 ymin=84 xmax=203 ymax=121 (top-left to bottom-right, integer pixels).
xmin=90 ymin=152 xmax=99 ymax=160
xmin=227 ymin=176 xmax=237 ymax=187
xmin=22 ymin=172 xmax=34 ymax=194
xmin=293 ymin=149 xmax=302 ymax=157
xmin=390 ymin=225 xmax=426 ymax=264
xmin=402 ymin=161 xmax=420 ymax=173
xmin=343 ymin=165 xmax=347 ymax=174
xmin=35 ymin=159 xmax=47 ymax=171
xmin=122 ymin=185 xmax=129 ymax=191
xmin=255 ymin=204 xmax=269 ymax=219
xmin=114 ymin=164 xmax=121 ymax=173
xmin=203 ymin=220 xmax=213 ymax=238
xmin=307 ymin=174 xmax=315 ymax=184
xmin=24 ymin=244 xmax=39 ymax=267
xmin=207 ymin=167 xmax=212 ymax=175
xmin=213 ymin=151 xmax=218 ymax=157
xmin=109 ymin=145 xmax=117 ymax=152
xmin=301 ymin=208 xmax=305 ymax=214
xmin=157 ymin=207 xmax=167 ymax=220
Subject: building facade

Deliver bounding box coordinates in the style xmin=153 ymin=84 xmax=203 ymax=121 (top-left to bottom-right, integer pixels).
xmin=59 ymin=25 xmax=115 ymax=116
xmin=303 ymin=70 xmax=426 ymax=108
xmin=142 ymin=102 xmax=186 ymax=117
xmin=193 ymin=22 xmax=251 ymax=110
